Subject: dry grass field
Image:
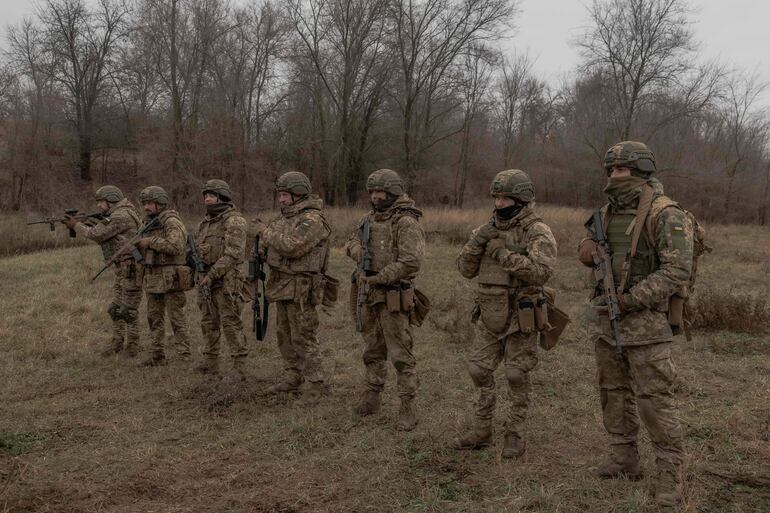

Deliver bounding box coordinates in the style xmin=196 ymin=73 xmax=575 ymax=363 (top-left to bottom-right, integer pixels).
xmin=1 ymin=205 xmax=769 ymax=513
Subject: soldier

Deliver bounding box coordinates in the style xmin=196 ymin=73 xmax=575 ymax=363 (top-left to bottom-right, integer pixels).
xmin=136 ymin=186 xmax=193 ymax=366
xmin=252 ymin=172 xmax=331 ymax=403
xmin=193 ymin=180 xmax=249 ymax=379
xmin=454 ymin=170 xmax=557 ymax=458
xmin=62 ymin=185 xmax=143 ymax=357
xmin=344 ymin=169 xmax=425 ymax=431
xmin=578 ymin=141 xmax=693 ymax=507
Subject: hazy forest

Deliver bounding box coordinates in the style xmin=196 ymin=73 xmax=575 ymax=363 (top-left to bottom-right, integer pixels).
xmin=1 ymin=0 xmax=769 ymax=222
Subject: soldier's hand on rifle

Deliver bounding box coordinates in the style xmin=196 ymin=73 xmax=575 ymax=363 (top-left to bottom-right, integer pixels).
xmin=362 ymin=273 xmax=386 ymax=286
xmin=252 ymin=218 xmax=267 ymax=236
xmin=617 ymin=293 xmax=640 ymax=314
xmin=473 ymin=224 xmax=498 ymax=245
xmin=485 ymin=238 xmax=508 ymax=261
xmin=578 ymin=239 xmax=598 ymax=267
xmin=62 ymin=215 xmax=79 ymax=230
xmin=136 ymin=237 xmax=152 ymax=250
xmin=199 ymin=275 xmax=211 ymax=288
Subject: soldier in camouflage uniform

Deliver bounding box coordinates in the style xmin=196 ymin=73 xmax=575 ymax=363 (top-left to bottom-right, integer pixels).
xmin=578 ymin=141 xmax=693 ymax=508
xmin=252 ymin=172 xmax=331 ymax=403
xmin=63 ymin=185 xmax=143 ymax=357
xmin=344 ymin=169 xmax=425 ymax=431
xmin=194 ymin=180 xmax=249 ymax=379
xmin=137 ymin=186 xmax=193 ymax=366
xmin=454 ymin=170 xmax=557 ymax=458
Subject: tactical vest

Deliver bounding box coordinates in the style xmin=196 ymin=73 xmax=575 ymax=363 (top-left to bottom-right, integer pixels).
xmin=265 ymin=210 xmax=330 ymax=274
xmin=144 ymin=210 xmax=187 ymax=266
xmin=100 ymin=203 xmax=141 ymax=262
xmin=365 ymin=210 xmax=420 ymax=276
xmin=196 ymin=208 xmax=244 ymax=267
xmin=477 ymin=211 xmax=540 ymax=289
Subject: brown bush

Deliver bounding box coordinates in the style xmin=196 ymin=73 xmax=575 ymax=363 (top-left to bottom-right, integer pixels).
xmin=689 ymin=286 xmax=770 ymax=334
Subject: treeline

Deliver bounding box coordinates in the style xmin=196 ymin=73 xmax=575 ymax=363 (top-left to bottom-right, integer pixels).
xmin=1 ymin=0 xmax=768 ymax=223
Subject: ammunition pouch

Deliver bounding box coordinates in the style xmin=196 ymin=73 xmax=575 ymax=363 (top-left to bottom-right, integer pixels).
xmin=410 ymin=288 xmax=431 ymax=327
xmin=668 ymin=289 xmax=687 ymax=337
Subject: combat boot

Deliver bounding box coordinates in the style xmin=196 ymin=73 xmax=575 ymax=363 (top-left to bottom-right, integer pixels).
xmin=124 ymin=343 xmax=139 ymax=358
xmin=454 ymin=424 xmax=493 ymax=450
xmin=352 ymin=390 xmax=381 ymax=416
xmin=501 ymin=432 xmax=526 ymax=459
xmin=298 ymin=381 xmax=325 ymax=407
xmin=593 ymin=443 xmax=641 ymax=480
xmin=654 ymin=464 xmax=681 ymax=508
xmin=395 ymin=398 xmax=418 ymax=431
xmin=223 ymin=358 xmax=247 ymax=383
xmin=266 ymin=373 xmax=303 ymax=394
xmin=195 ymin=357 xmax=220 ymax=375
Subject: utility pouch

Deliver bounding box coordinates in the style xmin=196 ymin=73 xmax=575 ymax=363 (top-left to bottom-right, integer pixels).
xmin=668 ymin=292 xmax=685 ymax=335
xmin=540 ymin=303 xmax=570 ymax=350
xmin=400 ymin=281 xmax=414 ymax=312
xmin=410 ymin=288 xmax=431 ymax=327
xmin=322 ymin=274 xmax=340 ymax=307
xmin=517 ymin=298 xmax=536 ymax=334
xmin=144 ymin=249 xmax=156 ymax=266
xmin=477 ymin=287 xmax=511 ymax=334
xmin=176 ymin=266 xmax=194 ymax=291
xmin=309 ymin=273 xmax=324 ymax=306
xmin=386 ymin=287 xmax=401 ymax=313
xmin=534 ymin=296 xmax=550 ymax=331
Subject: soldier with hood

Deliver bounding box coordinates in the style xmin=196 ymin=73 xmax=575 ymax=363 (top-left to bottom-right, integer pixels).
xmin=578 ymin=141 xmax=694 ymax=508
xmin=454 ymin=170 xmax=557 ymax=458
xmin=344 ymin=169 xmax=425 ymax=431
xmin=63 ymin=185 xmax=143 ymax=357
xmin=253 ymin=172 xmax=331 ymax=404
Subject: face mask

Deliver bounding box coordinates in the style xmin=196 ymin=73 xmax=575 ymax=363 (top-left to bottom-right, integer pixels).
xmin=374 ymin=194 xmax=397 ymax=212
xmin=495 ymin=202 xmax=523 ymax=220
xmin=206 ymin=202 xmax=229 ymax=216
xmin=603 ymin=175 xmax=647 ymax=197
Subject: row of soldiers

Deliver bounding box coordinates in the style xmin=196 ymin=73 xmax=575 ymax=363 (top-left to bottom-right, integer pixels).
xmin=62 ymin=140 xmax=693 ymax=508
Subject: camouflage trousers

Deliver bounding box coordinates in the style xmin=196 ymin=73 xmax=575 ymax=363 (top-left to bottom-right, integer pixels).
xmin=595 ymin=339 xmax=684 ymax=469
xmin=110 ymin=262 xmax=142 ymax=353
xmin=361 ymin=302 xmax=418 ymax=399
xmin=467 ymin=324 xmax=538 ymax=435
xmin=199 ymin=286 xmax=247 ymax=363
xmin=275 ymin=300 xmax=324 ymax=383
xmin=146 ymin=290 xmax=192 ymax=359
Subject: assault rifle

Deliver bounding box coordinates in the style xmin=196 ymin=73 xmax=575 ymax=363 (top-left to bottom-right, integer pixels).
xmin=91 ymin=216 xmax=161 ymax=280
xmin=27 ymin=209 xmax=107 ymax=237
xmin=248 ymin=236 xmax=269 ymax=341
xmin=586 ymin=211 xmax=623 ymax=355
xmin=186 ymin=233 xmax=213 ymax=312
xmin=352 ymin=218 xmax=372 ymax=332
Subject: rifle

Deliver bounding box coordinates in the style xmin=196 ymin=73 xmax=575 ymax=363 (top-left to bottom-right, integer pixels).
xmin=187 ymin=233 xmax=214 ymax=312
xmin=586 ymin=211 xmax=624 ymax=355
xmin=27 ymin=208 xmax=107 ymax=238
xmin=248 ymin=235 xmax=269 ymax=341
xmin=352 ymin=217 xmax=372 ymax=332
xmin=91 ymin=216 xmax=161 ymax=281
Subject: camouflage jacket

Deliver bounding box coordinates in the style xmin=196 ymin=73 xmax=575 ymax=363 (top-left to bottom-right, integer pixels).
xmin=584 ymin=179 xmax=694 ymax=346
xmin=143 ymin=209 xmax=188 ymax=266
xmin=345 ymin=195 xmax=425 ymax=303
xmin=195 ymin=204 xmax=247 ymax=283
xmin=262 ymin=195 xmax=331 ymax=302
xmin=74 ymin=199 xmax=141 ymax=263
xmin=457 ymin=206 xmax=557 ymax=288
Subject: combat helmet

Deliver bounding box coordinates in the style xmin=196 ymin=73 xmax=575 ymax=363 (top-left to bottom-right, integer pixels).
xmin=202 ymin=179 xmax=232 ymax=201
xmin=604 ymin=141 xmax=656 ymax=176
xmin=489 ymin=169 xmax=535 ymax=203
xmin=366 ymin=169 xmax=404 ymax=196
xmin=275 ymin=171 xmax=312 ymax=197
xmin=94 ymin=185 xmax=124 ymax=203
xmin=139 ymin=186 xmax=169 ymax=205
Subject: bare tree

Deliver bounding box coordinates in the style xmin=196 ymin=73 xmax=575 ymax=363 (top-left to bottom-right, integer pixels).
xmin=39 ymin=0 xmax=129 ymax=180
xmin=577 ymin=0 xmax=717 ymax=140
xmin=390 ymin=0 xmax=516 ymax=183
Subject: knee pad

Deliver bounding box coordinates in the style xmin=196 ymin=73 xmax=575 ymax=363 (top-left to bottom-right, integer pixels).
xmin=505 ymin=367 xmax=526 ymax=388
xmin=468 ymin=362 xmax=492 ymax=388
xmin=125 ymin=308 xmax=138 ymax=322
xmin=107 ymin=302 xmax=119 ymax=321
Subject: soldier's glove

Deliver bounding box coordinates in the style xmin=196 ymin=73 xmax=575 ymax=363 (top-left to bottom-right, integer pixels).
xmin=485 ymin=238 xmax=509 ymax=262
xmin=62 ymin=215 xmax=79 ymax=230
xmin=136 ymin=238 xmax=152 ymax=250
xmin=252 ymin=218 xmax=267 ymax=236
xmin=618 ymin=292 xmax=641 ymax=314
xmin=347 ymin=245 xmax=362 ymax=263
xmin=473 ymin=224 xmax=498 ymax=245
xmin=363 ymin=273 xmax=387 ymax=286
xmin=578 ymin=239 xmax=597 ymax=267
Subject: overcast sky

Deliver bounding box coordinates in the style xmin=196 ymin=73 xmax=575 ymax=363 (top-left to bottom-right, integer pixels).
xmin=2 ymin=0 xmax=769 ymax=106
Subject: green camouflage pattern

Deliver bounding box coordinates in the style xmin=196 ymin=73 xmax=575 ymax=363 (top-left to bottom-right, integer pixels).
xmin=604 ymin=141 xmax=656 ymax=174
xmin=365 ymin=169 xmax=405 ymax=196
xmin=75 ymin=199 xmax=142 ymax=262
xmin=94 ymin=185 xmax=124 ymax=203
xmin=139 ymin=185 xmax=169 ymax=205
xmin=275 ymin=171 xmax=312 ymax=196
xmin=489 ymin=169 xmax=536 ymax=203
xmin=202 ymin=179 xmax=232 ymax=201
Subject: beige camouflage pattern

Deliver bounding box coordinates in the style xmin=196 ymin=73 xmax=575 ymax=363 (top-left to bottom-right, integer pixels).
xmin=74 ymin=199 xmax=143 ymax=354
xmin=262 ymin=195 xmax=331 ymax=384
xmin=142 ymin=209 xmax=191 ymax=359
xmin=195 ymin=205 xmax=248 ymax=363
xmin=584 ymin=177 xmax=691 ymax=484
xmin=457 ymin=206 xmax=557 ymax=434
xmin=345 ymin=195 xmax=425 ymax=399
